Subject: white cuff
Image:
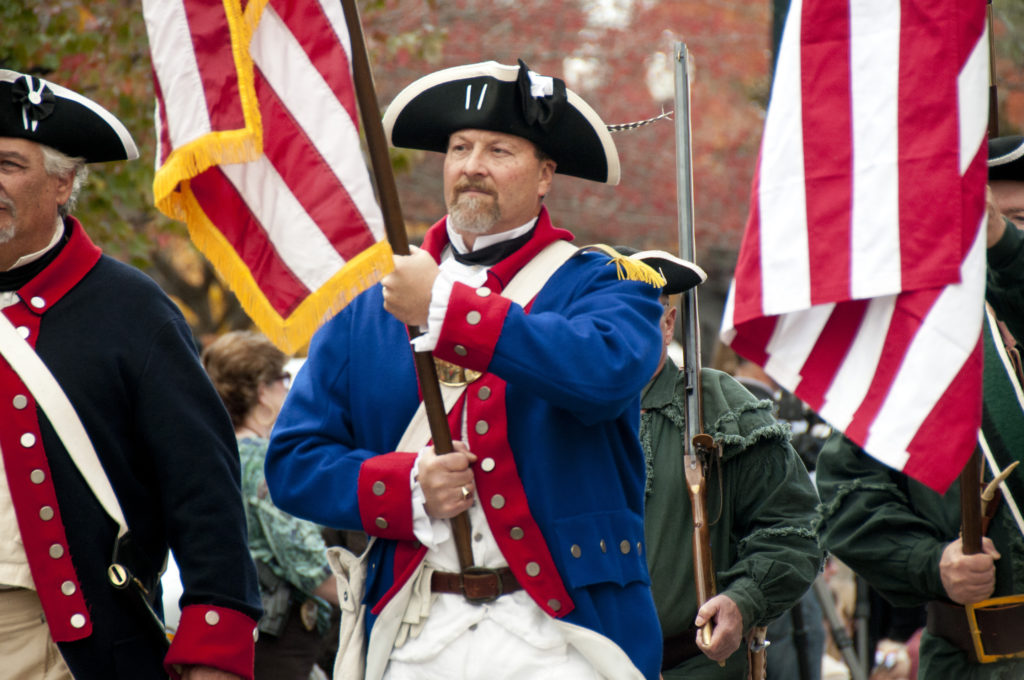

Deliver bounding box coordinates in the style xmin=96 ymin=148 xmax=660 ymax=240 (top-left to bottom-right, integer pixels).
xmin=410 ymin=269 xmax=457 ymax=353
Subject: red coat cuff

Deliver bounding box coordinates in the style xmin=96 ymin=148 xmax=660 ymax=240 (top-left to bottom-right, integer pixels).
xmin=434 ymin=282 xmax=511 ymax=372
xmin=359 ymin=451 xmax=418 ymax=540
xmin=165 ymin=604 xmax=257 ymax=679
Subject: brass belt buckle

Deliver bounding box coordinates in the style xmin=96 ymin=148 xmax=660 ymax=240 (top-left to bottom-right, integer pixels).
xmin=460 ymin=566 xmax=503 ymax=604
xmin=965 ymin=594 xmax=1024 ymax=663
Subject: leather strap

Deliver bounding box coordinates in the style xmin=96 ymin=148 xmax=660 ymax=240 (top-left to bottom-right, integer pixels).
xmin=927 ymin=599 xmax=1024 ymax=661
xmin=430 ymin=567 xmax=521 ymax=603
xmin=662 ymin=627 xmax=702 ymax=670
xmin=0 ymin=311 xmax=128 ymax=537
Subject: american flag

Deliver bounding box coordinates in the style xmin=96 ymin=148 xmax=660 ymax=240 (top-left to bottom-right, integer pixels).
xmin=720 ymin=0 xmax=990 ymax=493
xmin=143 ymin=0 xmax=389 ymax=353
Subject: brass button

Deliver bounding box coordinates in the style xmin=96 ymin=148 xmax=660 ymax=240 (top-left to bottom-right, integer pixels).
xmin=480 ymin=457 xmax=495 ymax=472
xmin=570 ymin=545 xmax=582 ymax=558
xmin=12 ymin=394 xmax=28 ymax=409
xmin=205 ymin=610 xmax=220 ymax=625
xmin=30 ymin=469 xmax=45 ymax=484
xmin=478 ymin=386 xmax=491 ymax=400
xmin=61 ymin=581 xmax=76 ymax=596
xmin=525 ymin=562 xmax=540 ymax=577
xmin=475 ymin=420 xmax=489 ymax=435
xmin=600 ymin=539 xmax=607 ymax=553
xmin=548 ymin=599 xmax=562 ymax=612
xmin=454 ymin=345 xmax=468 ymax=357
xmin=466 ymin=311 xmax=482 ymax=325
xmin=375 ymin=517 xmax=388 ymax=529
xmin=49 ymin=544 xmax=64 ymax=559
xmin=372 ymin=481 xmax=386 ymax=496
xmin=637 ymin=541 xmax=643 ymax=555
xmin=39 ymin=506 xmax=54 ymax=521
xmin=476 ymin=287 xmax=491 ymax=297
xmin=70 ymin=614 xmax=86 ymax=629
xmin=490 ymin=494 xmax=505 ymax=510
xmin=509 ymin=527 xmax=524 ymax=540
xmin=620 ymin=540 xmax=631 ymax=554
xmin=20 ymin=433 xmax=36 ymax=448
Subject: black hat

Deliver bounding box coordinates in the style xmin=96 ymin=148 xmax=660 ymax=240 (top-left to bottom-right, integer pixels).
xmin=0 ymin=70 xmax=138 ymax=163
xmin=613 ymin=245 xmax=707 ymax=295
xmin=988 ymin=135 xmax=1024 ymax=182
xmin=382 ymin=60 xmax=620 ymax=185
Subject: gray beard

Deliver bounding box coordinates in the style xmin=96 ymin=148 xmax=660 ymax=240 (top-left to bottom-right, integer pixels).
xmin=448 ymin=194 xmax=500 ymax=235
xmin=0 ymin=200 xmax=14 ymax=245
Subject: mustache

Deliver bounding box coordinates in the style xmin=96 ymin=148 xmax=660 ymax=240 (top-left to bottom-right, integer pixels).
xmin=453 ymin=181 xmax=495 ymax=197
xmin=0 ymin=196 xmax=13 ymax=213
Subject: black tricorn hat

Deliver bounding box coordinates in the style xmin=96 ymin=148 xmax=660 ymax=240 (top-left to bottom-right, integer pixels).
xmin=382 ymin=60 xmax=620 ymax=185
xmin=613 ymin=245 xmax=707 ymax=295
xmin=0 ymin=69 xmax=138 ymax=163
xmin=988 ymin=135 xmax=1024 ymax=182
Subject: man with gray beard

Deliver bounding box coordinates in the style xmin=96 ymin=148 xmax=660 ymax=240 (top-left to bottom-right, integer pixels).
xmin=267 ymin=60 xmax=667 ymax=679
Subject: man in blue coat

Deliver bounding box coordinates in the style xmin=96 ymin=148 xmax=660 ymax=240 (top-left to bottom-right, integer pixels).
xmin=267 ymin=60 xmax=666 ymax=679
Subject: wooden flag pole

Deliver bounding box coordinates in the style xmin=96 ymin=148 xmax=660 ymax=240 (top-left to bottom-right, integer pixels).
xmin=961 ymin=0 xmax=999 ymax=556
xmin=340 ymin=0 xmax=475 ymax=570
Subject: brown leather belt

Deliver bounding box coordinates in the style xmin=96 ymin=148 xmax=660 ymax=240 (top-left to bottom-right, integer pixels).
xmin=662 ymin=627 xmax=702 ymax=670
xmin=927 ymin=599 xmax=1024 ymax=662
xmin=430 ymin=567 xmax=521 ymax=603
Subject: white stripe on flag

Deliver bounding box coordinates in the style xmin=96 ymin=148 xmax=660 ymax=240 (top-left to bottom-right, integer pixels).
xmin=764 ymin=303 xmax=835 ymax=391
xmin=759 ymin=0 xmax=809 ymax=316
xmin=142 ymin=0 xmax=211 ymax=149
xmin=252 ymin=6 xmax=386 ymax=243
xmin=958 ymin=23 xmax=989 ymax=176
xmin=819 ymin=296 xmax=895 ymax=432
xmin=850 ymin=0 xmax=901 ymax=299
xmin=221 ymin=158 xmax=346 ymax=291
xmin=864 ymin=215 xmax=987 ymax=459
xmin=316 ymin=0 xmax=354 ymax=61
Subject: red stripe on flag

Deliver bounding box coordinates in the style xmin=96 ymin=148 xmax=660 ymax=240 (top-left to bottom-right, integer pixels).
xmin=728 ymin=315 xmax=777 ymax=369
xmin=731 ymin=155 xmax=766 ymax=325
xmin=901 ymin=336 xmax=983 ymax=491
xmin=152 ymin=65 xmax=174 ymax=167
xmin=896 ymin=1 xmax=961 ymax=290
xmin=800 ymin=0 xmax=853 ymax=305
xmin=182 ymin=0 xmax=245 ymax=131
xmin=792 ymin=299 xmax=869 ymax=412
xmin=270 ymin=0 xmax=359 ymax=126
xmin=190 ymin=167 xmax=312 ymax=317
xmin=254 ymin=69 xmax=377 ymax=260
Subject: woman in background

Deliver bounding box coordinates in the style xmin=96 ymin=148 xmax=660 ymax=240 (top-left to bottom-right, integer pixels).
xmin=203 ymin=331 xmax=337 ymax=680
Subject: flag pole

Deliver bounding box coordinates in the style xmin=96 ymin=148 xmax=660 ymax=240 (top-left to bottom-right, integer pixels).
xmin=340 ymin=0 xmax=475 ymax=570
xmin=961 ymin=0 xmax=999 ymax=556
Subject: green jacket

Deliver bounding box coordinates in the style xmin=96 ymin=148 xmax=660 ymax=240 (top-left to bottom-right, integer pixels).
xmin=987 ymin=220 xmax=1024 ymax=345
xmin=641 ymin=365 xmax=822 ymax=679
xmin=816 ymin=435 xmax=1024 ymax=679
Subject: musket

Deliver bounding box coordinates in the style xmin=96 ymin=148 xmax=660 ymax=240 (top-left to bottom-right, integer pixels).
xmin=673 ymin=42 xmax=733 ymax=668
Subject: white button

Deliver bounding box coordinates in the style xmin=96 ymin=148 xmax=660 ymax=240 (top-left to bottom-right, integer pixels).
xmin=39 ymin=506 xmax=54 ymax=521
xmin=466 ymin=311 xmax=482 ymax=325
xmin=20 ymin=433 xmax=36 ymax=448
xmin=480 ymin=457 xmax=495 ymax=472
xmin=253 ymin=627 xmax=259 ymax=642
xmin=70 ymin=614 xmax=86 ymax=628
xmin=30 ymin=469 xmax=45 ymax=484
xmin=49 ymin=544 xmax=64 ymax=559
xmin=205 ymin=610 xmax=220 ymax=625
xmin=477 ymin=386 xmax=491 ymax=400
xmin=372 ymin=481 xmax=386 ymax=496
xmin=476 ymin=287 xmax=491 ymax=297
xmin=490 ymin=494 xmax=505 ymax=509
xmin=12 ymin=394 xmax=28 ymax=409
xmin=475 ymin=420 xmax=489 ymax=435
xmin=17 ymin=326 xmax=29 ymax=339
xmin=61 ymin=581 xmax=76 ymax=596
xmin=525 ymin=562 xmax=540 ymax=577
xmin=30 ymin=296 xmax=45 ymax=309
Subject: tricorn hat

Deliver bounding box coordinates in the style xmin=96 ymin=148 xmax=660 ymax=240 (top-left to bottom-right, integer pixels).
xmin=382 ymin=60 xmax=620 ymax=185
xmin=988 ymin=135 xmax=1024 ymax=182
xmin=0 ymin=70 xmax=138 ymax=163
xmin=613 ymin=245 xmax=707 ymax=295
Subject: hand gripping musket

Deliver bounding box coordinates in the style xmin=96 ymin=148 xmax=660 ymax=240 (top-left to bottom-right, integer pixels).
xmin=673 ymin=43 xmax=760 ymax=673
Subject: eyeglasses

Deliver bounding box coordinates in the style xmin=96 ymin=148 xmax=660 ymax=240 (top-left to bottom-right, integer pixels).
xmin=274 ymin=371 xmax=291 ymax=389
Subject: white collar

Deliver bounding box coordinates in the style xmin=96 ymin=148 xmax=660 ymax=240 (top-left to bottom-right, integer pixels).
xmin=6 ymin=216 xmax=65 ymax=271
xmin=446 ymin=217 xmax=538 ymax=254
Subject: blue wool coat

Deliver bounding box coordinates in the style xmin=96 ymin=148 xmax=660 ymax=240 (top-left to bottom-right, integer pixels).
xmin=267 ymin=209 xmax=666 ymax=678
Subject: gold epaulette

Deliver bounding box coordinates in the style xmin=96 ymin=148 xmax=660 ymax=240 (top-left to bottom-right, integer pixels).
xmin=582 ymin=244 xmax=667 ymax=289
